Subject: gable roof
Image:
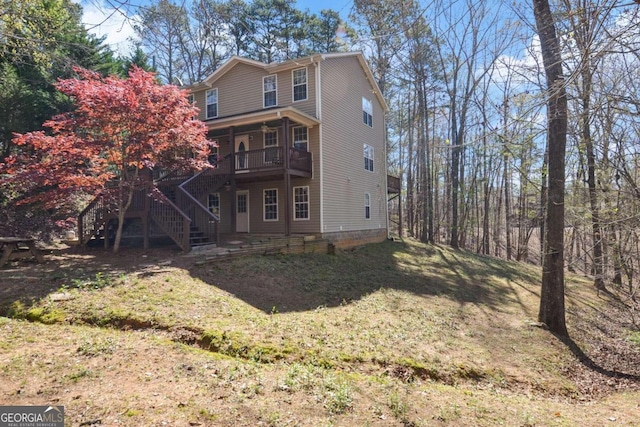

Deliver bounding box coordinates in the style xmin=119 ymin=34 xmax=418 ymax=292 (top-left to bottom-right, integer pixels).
xmin=189 ymin=52 xmax=388 ymax=112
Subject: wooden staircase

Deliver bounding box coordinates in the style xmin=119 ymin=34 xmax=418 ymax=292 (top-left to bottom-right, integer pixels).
xmin=77 ymin=191 xmax=109 ymax=246
xmin=78 ymin=160 xmax=233 ymax=252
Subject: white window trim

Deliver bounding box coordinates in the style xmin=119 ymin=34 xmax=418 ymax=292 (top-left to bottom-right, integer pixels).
xmin=206 ymin=88 xmax=218 ymax=119
xmin=263 ymin=75 xmax=277 ymax=108
xmin=364 ymin=143 xmax=374 ymax=172
xmin=263 ymin=188 xmax=278 ymax=221
xmin=292 ymin=67 xmax=308 ymax=102
xmin=293 ymin=126 xmax=308 ymax=151
xmin=263 ymin=130 xmax=278 ymax=148
xmin=208 ymin=193 xmax=221 ymax=218
xmin=362 ymin=96 xmax=373 ymax=127
xmin=293 ymin=186 xmax=310 ymax=221
xmin=187 ymin=93 xmax=196 ymax=119
xmin=364 ymin=192 xmax=371 ymax=220
xmin=208 ymin=141 xmax=219 ymax=166
xmin=263 ymin=130 xmax=279 ymax=163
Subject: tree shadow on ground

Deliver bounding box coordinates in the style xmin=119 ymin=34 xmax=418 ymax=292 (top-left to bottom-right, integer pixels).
xmin=557 ymin=332 xmax=640 ymax=387
xmin=186 ymin=238 xmax=536 ymax=317
xmin=2 ymin=238 xmax=638 ymax=387
xmin=560 ymin=287 xmax=640 ymax=387
xmin=0 ymin=243 xmax=181 ymax=314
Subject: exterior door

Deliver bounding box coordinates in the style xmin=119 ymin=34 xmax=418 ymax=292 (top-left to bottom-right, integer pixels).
xmin=234 ymin=135 xmax=249 ymax=171
xmin=236 ymin=190 xmax=249 ymax=233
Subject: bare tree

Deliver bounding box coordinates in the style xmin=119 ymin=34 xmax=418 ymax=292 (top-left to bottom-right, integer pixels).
xmin=533 ymin=0 xmax=568 ymax=336
xmin=432 ymin=0 xmax=507 ymax=249
xmin=135 ymin=0 xmax=188 ymax=84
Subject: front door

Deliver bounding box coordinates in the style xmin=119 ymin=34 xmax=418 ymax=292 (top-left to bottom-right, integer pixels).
xmin=236 ymin=190 xmax=249 ymax=233
xmin=234 ymin=135 xmax=249 ymax=171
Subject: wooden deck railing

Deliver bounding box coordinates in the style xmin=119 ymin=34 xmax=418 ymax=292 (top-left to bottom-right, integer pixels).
xmin=78 ymin=146 xmax=312 ymax=250
xmin=387 ymin=175 xmax=401 ymax=194
xmin=234 ymin=147 xmax=311 ymax=174
xmin=78 ymin=193 xmax=108 ymax=245
xmin=181 ymin=155 xmax=232 ymax=199
xmin=289 ymin=147 xmax=312 ymax=172
xmin=177 ymin=159 xmax=230 ymax=246
xmin=149 ymin=189 xmax=191 ymax=252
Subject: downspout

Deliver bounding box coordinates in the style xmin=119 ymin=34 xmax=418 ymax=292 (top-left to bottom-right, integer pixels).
xmin=383 ymin=102 xmax=390 ymax=240
xmin=315 ymin=58 xmax=324 ymax=234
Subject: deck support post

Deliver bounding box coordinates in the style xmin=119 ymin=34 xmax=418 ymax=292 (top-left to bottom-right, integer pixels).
xmin=143 ymin=189 xmax=150 ymax=249
xmin=229 ymin=126 xmax=237 ymax=234
xmin=283 ymin=117 xmax=291 ymax=236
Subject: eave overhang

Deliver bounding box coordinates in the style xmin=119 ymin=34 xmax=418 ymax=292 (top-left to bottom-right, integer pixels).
xmin=204 ymin=106 xmax=321 ymax=132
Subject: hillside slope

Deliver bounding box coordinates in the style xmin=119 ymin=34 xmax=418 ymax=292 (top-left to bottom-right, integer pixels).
xmin=1 ymin=239 xmax=639 ymax=426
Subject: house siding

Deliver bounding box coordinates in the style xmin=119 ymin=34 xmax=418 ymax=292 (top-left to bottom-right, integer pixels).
xmin=279 ymin=66 xmax=316 ymax=117
xmin=192 ymin=62 xmax=317 ymax=122
xmin=200 ymin=125 xmax=321 ymax=235
xmin=239 ymin=175 xmax=320 ymax=234
xmin=319 ymin=56 xmax=387 ymax=235
xmin=188 ymin=53 xmax=387 ymax=244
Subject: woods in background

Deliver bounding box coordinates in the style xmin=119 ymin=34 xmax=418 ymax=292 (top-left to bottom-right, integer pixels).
xmin=2 ymin=0 xmax=640 ymax=303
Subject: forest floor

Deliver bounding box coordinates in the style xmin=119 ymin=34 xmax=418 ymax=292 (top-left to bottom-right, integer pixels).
xmin=0 ymin=238 xmax=639 ymax=426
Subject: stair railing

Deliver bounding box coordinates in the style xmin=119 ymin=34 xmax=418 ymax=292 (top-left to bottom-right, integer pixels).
xmin=78 ymin=192 xmax=110 ymax=245
xmin=176 ymin=154 xmax=233 ymax=246
xmin=148 ymin=188 xmax=192 ymax=252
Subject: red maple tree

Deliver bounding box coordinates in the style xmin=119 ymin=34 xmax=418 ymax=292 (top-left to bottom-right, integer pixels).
xmin=1 ymin=66 xmax=210 ymax=251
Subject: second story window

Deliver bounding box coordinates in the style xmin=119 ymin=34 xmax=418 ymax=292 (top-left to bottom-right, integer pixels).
xmin=293 ymin=127 xmax=308 ymax=151
xmin=208 ymin=141 xmax=219 ymax=166
xmin=263 ymin=75 xmax=277 ymax=108
xmin=292 ymin=68 xmax=307 ymax=101
xmin=364 ymin=144 xmax=374 ymax=172
xmin=362 ymin=97 xmax=373 ymax=127
xmin=206 ymin=88 xmax=218 ymax=119
xmin=187 ymin=93 xmax=196 ymax=119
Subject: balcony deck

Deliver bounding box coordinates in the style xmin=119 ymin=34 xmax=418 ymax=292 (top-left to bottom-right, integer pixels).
xmin=212 ymin=146 xmax=312 ymax=181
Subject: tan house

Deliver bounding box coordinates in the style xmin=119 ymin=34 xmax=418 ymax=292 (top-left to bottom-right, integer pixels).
xmin=78 ymin=52 xmax=396 ymax=251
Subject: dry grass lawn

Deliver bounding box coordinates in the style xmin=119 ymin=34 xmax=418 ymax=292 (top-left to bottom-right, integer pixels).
xmin=0 ymin=238 xmax=639 ymax=426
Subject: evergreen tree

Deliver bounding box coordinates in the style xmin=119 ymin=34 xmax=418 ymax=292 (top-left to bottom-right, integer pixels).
xmin=0 ymin=0 xmax=122 ymax=160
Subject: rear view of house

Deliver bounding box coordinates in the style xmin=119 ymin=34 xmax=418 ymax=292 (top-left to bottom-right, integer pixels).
xmin=78 ymin=52 xmax=396 ymax=251
xmin=186 ymin=52 xmax=391 ymax=248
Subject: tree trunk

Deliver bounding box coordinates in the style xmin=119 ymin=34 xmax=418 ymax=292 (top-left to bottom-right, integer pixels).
xmin=503 ymin=152 xmax=512 ymax=260
xmin=539 ymin=148 xmax=548 ymax=265
xmin=533 ymin=0 xmax=568 ymax=336
xmin=584 ymin=113 xmax=606 ymax=291
xmin=113 ymin=168 xmax=140 ymax=253
xmin=426 ymin=87 xmax=434 ymax=243
xmin=494 ymin=157 xmax=504 ymax=258
xmin=407 ymin=94 xmax=415 ymax=237
xmin=419 ymin=79 xmax=429 ymax=243
xmin=481 ymin=116 xmax=491 ymax=255
xmin=113 ymin=185 xmax=129 ymax=253
xmin=450 ymin=112 xmax=460 ymax=249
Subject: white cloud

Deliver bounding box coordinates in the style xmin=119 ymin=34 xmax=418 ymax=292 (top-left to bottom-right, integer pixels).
xmin=76 ymin=0 xmax=140 ymax=57
xmin=490 ymin=34 xmax=544 ymax=89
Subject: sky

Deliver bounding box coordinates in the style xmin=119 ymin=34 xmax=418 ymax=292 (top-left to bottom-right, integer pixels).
xmin=78 ymin=0 xmax=354 ymax=57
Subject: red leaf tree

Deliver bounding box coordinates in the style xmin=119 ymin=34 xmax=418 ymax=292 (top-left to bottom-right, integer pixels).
xmin=1 ymin=66 xmax=211 ymax=251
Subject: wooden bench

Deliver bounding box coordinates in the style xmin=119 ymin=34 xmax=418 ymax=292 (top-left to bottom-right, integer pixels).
xmin=0 ymin=237 xmax=44 ymax=268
